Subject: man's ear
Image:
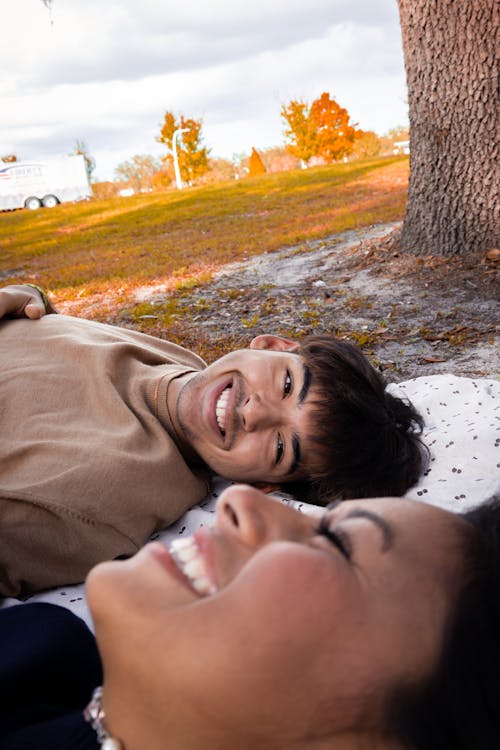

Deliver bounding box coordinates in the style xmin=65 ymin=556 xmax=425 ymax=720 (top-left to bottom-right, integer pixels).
xmin=249 ymin=334 xmax=300 ymax=352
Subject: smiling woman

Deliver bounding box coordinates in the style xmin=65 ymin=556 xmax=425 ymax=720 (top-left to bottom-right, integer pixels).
xmin=2 ymin=486 xmax=496 ymax=750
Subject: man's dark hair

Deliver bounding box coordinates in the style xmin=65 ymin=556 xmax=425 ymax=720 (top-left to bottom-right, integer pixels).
xmin=287 ymin=335 xmax=425 ymax=504
xmin=388 ymin=494 xmax=500 ymax=749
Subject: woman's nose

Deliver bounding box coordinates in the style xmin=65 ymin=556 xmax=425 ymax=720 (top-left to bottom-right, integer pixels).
xmin=215 ymin=484 xmax=305 ymax=547
xmin=216 ymin=485 xmax=267 ymax=547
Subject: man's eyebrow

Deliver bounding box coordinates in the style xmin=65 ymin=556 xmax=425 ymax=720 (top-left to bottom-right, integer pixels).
xmin=285 ymin=363 xmax=310 ymax=476
xmin=298 ymin=363 xmax=311 ymax=405
xmin=343 ymin=509 xmax=394 ymax=552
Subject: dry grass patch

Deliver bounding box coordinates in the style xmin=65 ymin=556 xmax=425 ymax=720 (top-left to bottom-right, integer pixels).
xmin=0 ymin=156 xmax=408 ymax=321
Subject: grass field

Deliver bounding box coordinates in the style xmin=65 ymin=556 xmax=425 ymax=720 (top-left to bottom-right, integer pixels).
xmin=0 ymin=156 xmax=408 ymax=311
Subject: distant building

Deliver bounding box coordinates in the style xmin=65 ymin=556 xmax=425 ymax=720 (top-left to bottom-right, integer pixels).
xmin=393 ymin=140 xmax=410 ymax=155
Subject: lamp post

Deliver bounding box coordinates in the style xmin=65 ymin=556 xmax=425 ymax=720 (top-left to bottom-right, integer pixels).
xmin=172 ymin=128 xmax=189 ymax=189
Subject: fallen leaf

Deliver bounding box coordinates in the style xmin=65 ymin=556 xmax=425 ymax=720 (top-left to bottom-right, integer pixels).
xmin=484 ymin=248 xmax=500 ymax=263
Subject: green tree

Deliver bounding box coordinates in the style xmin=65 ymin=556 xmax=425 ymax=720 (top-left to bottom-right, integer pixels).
xmin=157 ymin=112 xmax=209 ymax=184
xmin=281 ymin=93 xmax=357 ymax=165
xmin=114 ymin=154 xmax=161 ymax=192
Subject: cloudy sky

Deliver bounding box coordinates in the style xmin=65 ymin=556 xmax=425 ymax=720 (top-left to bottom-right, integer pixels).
xmin=2 ymin=1 xmax=408 ymax=181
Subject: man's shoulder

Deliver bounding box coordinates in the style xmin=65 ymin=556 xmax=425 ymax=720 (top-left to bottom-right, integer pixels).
xmin=4 ymin=314 xmax=206 ymax=369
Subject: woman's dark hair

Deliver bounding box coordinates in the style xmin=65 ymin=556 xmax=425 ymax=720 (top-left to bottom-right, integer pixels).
xmin=388 ymin=494 xmax=500 ymax=749
xmin=286 ymin=335 xmax=426 ymax=504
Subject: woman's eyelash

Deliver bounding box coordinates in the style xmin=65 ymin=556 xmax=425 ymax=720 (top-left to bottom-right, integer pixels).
xmin=316 ymin=516 xmax=352 ymax=560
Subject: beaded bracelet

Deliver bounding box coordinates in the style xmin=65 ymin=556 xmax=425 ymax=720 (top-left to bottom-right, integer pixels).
xmin=24 ymin=283 xmax=51 ymax=314
xmin=84 ymin=686 xmax=124 ymax=749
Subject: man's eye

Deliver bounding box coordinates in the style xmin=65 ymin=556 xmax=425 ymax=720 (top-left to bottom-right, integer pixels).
xmin=276 ymin=434 xmax=284 ymax=465
xmin=283 ymin=370 xmax=292 ymax=397
xmin=315 ymin=517 xmax=352 ymax=560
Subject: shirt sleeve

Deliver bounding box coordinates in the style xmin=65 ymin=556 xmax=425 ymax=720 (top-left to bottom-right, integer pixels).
xmin=0 ymin=494 xmax=139 ymax=597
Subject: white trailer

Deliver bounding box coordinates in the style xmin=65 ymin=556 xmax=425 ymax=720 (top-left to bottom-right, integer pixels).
xmin=0 ymin=154 xmax=92 ymax=210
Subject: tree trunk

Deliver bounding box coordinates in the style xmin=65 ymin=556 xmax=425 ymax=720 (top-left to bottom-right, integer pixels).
xmin=397 ymin=0 xmax=498 ymax=257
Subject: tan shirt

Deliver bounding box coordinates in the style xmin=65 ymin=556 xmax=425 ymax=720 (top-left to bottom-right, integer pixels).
xmin=0 ymin=315 xmax=208 ymax=596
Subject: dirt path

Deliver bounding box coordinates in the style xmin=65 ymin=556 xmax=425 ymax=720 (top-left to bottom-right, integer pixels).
xmin=61 ymin=222 xmax=499 ymax=380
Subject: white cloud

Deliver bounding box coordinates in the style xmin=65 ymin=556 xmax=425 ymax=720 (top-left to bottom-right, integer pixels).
xmin=1 ymin=1 xmax=407 ymax=179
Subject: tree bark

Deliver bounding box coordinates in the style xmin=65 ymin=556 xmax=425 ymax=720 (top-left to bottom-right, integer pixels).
xmin=397 ymin=0 xmax=498 ymax=257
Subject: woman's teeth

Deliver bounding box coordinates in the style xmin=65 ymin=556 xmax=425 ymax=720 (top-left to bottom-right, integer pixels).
xmin=215 ymin=385 xmax=231 ymax=434
xmin=169 ymin=537 xmax=215 ymax=596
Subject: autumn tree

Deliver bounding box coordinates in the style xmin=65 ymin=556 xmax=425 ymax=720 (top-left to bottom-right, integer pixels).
xmin=310 ymin=93 xmax=357 ymax=162
xmin=259 ymin=146 xmax=301 ymax=173
xmin=92 ymin=181 xmax=120 ymax=200
xmin=397 ymin=0 xmax=497 ymax=257
xmin=281 ymin=93 xmax=357 ymax=166
xmin=201 ymin=158 xmax=236 ymax=184
xmin=151 ymin=163 xmax=176 ymax=191
xmin=1 ymin=155 xmax=18 ymax=163
xmin=350 ymin=130 xmax=382 ymax=159
xmin=157 ymin=112 xmax=209 ymax=184
xmin=281 ymin=100 xmax=318 ymax=166
xmin=114 ymin=154 xmax=161 ymax=192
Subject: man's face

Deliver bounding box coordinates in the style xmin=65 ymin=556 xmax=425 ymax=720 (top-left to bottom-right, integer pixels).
xmin=169 ymin=335 xmax=317 ymax=484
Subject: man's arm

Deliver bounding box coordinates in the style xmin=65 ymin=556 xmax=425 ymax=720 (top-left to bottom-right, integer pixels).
xmin=0 ymin=495 xmax=137 ymax=597
xmin=0 ymin=284 xmax=57 ymax=319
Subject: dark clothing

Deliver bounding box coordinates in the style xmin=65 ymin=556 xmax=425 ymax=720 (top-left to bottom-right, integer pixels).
xmin=0 ymin=603 xmax=101 ymax=749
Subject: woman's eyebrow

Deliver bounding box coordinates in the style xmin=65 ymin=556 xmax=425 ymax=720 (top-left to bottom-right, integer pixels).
xmin=342 ymin=509 xmax=394 ymax=552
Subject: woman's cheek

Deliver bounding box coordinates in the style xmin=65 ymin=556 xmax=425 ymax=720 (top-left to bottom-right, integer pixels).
xmin=232 ymin=546 xmax=347 ymax=641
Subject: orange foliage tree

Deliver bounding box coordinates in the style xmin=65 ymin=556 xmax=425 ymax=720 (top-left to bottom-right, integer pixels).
xmin=310 ymin=93 xmax=357 ymax=162
xmin=282 ymin=92 xmax=357 ymax=165
xmin=157 ymin=112 xmax=209 ymax=185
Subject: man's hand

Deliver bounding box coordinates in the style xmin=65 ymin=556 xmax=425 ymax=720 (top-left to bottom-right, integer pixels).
xmin=0 ymin=284 xmax=54 ymax=319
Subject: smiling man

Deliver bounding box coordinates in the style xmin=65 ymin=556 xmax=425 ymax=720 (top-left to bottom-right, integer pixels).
xmin=168 ymin=337 xmax=314 ymax=484
xmin=0 ymin=285 xmax=425 ymax=596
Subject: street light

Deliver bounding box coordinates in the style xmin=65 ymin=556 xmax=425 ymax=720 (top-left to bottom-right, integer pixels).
xmin=172 ymin=128 xmax=189 ymax=189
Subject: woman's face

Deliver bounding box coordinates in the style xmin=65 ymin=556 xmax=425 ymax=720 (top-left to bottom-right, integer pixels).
xmin=88 ymin=487 xmax=466 ymax=749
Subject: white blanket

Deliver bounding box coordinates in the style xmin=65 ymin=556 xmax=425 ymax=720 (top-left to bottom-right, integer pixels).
xmin=2 ymin=374 xmax=499 ymax=631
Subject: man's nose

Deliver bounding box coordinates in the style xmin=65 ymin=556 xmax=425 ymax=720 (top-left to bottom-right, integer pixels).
xmin=239 ymin=392 xmax=280 ymax=432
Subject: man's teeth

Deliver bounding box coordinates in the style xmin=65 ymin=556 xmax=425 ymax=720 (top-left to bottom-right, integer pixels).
xmin=215 ymin=385 xmax=231 ymax=434
xmin=169 ymin=537 xmax=215 ymax=595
